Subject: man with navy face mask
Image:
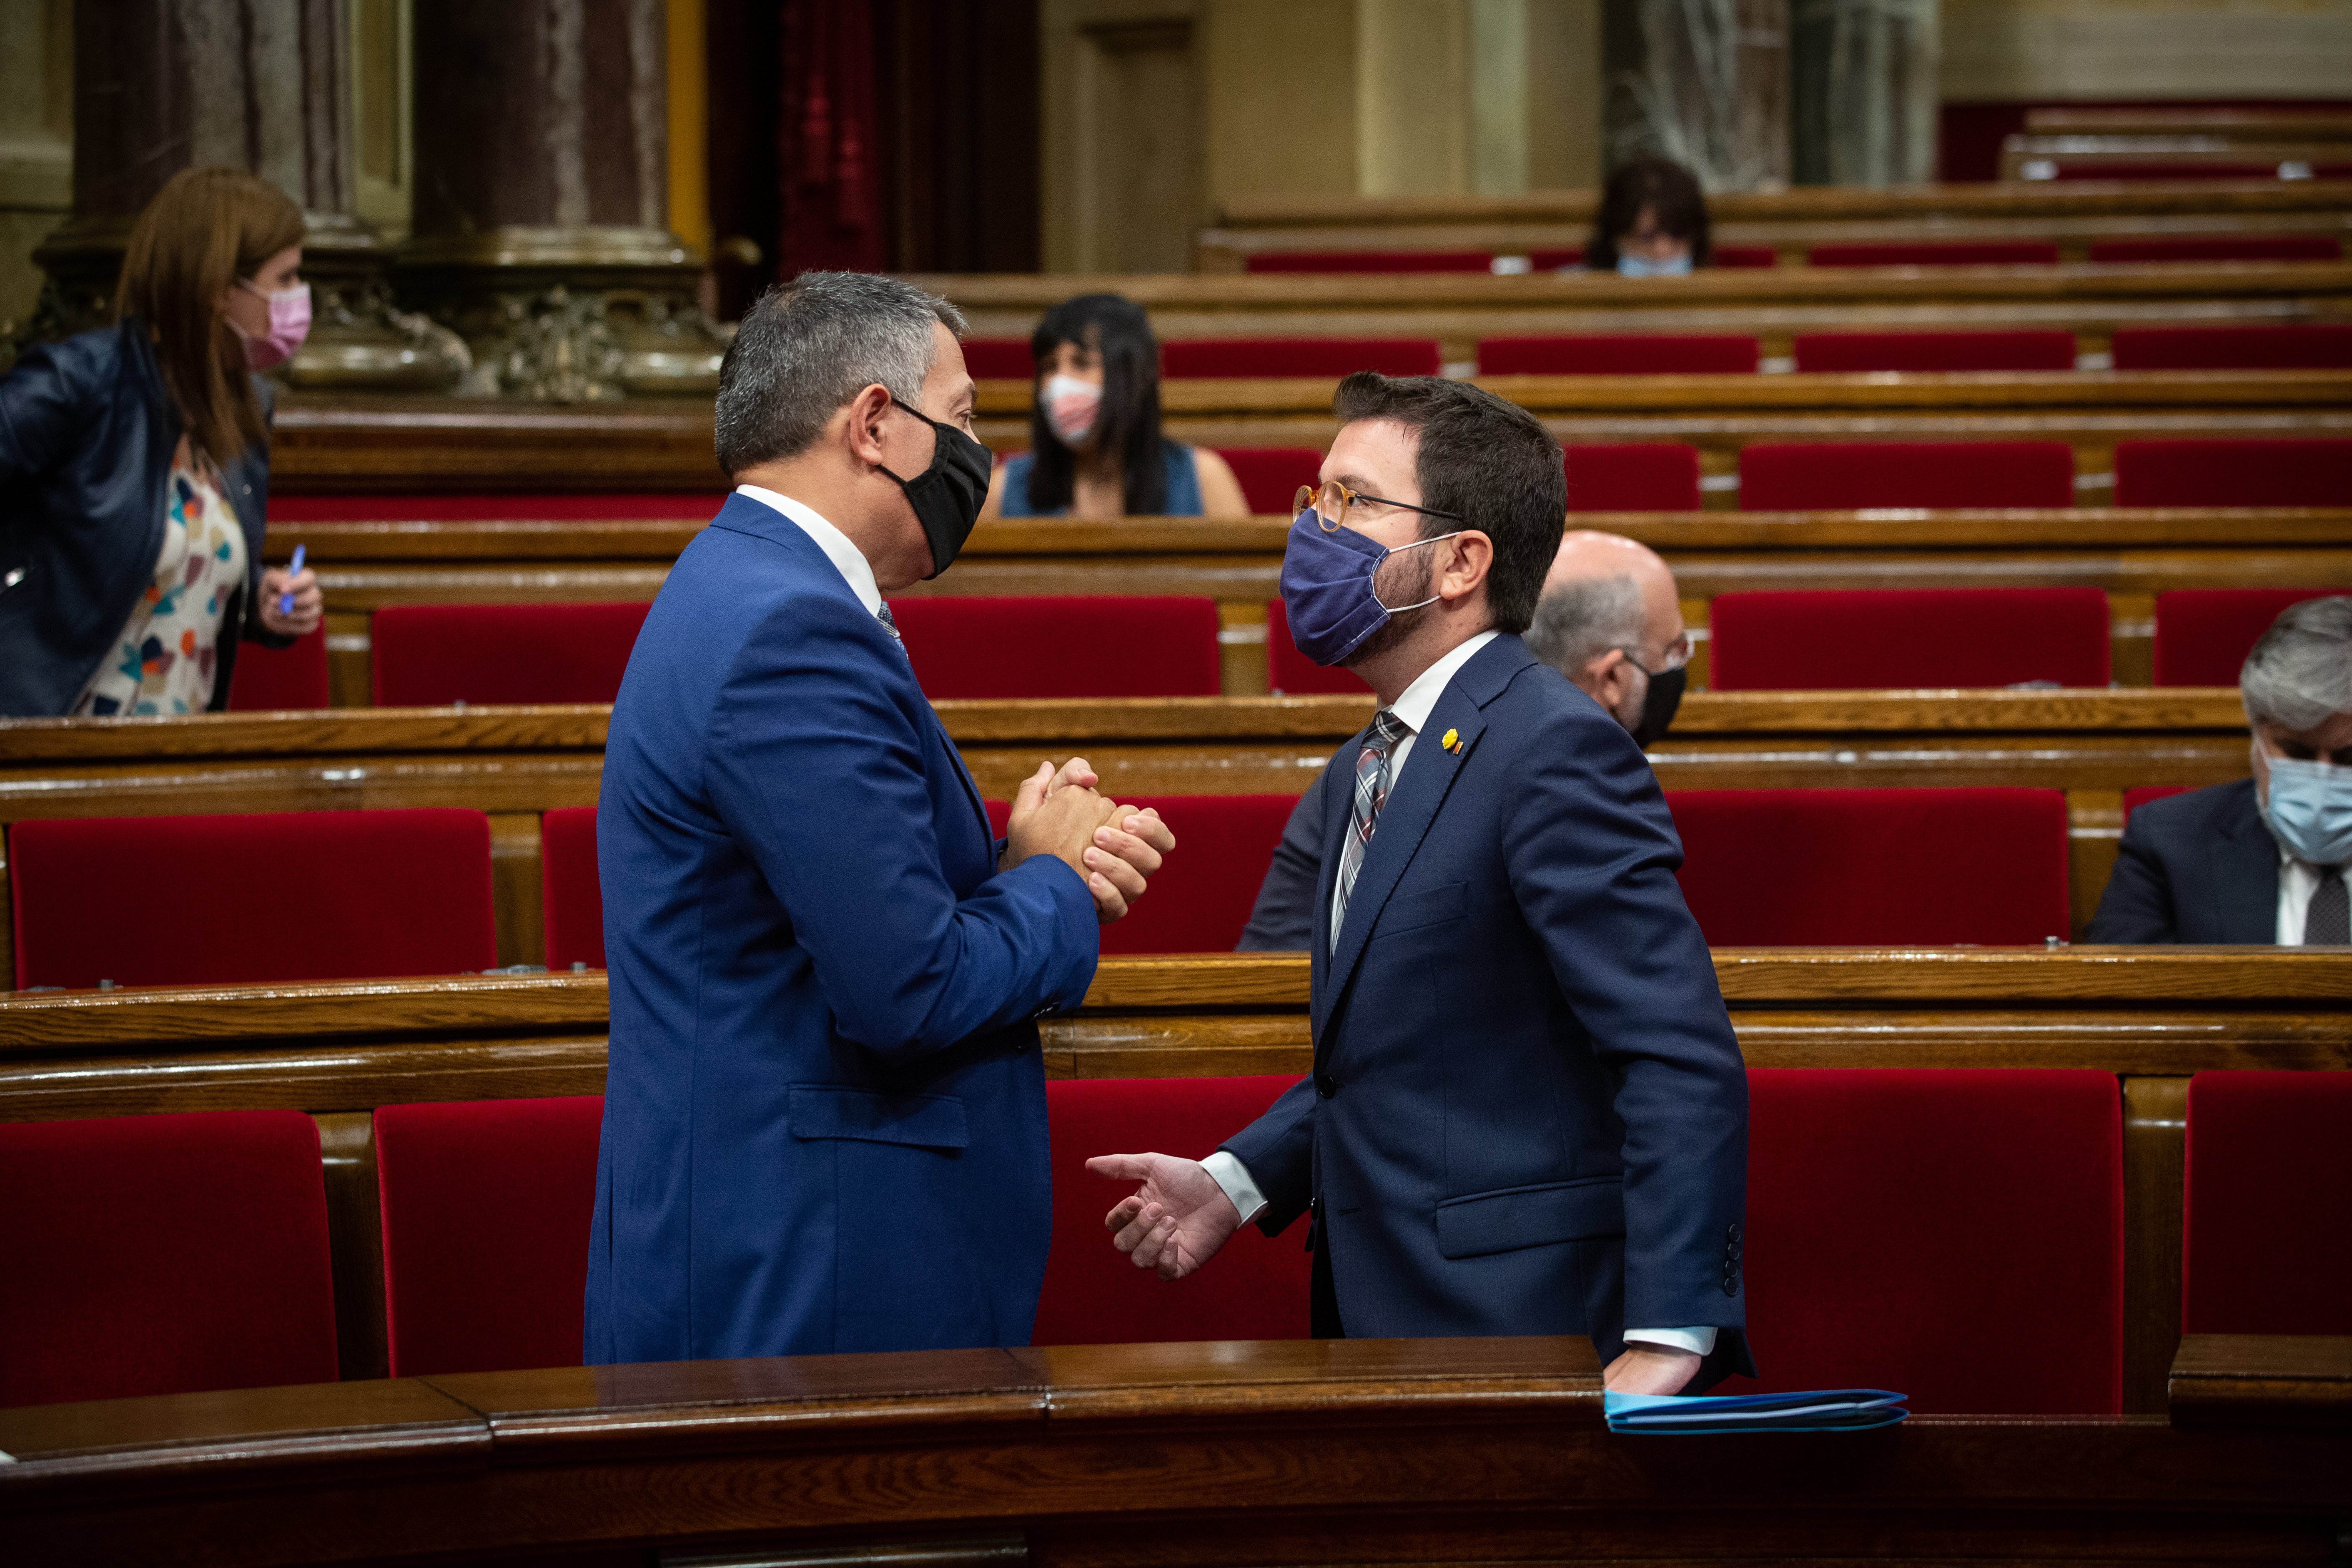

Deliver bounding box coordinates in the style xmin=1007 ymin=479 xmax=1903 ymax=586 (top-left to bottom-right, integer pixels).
xmin=1087 ymin=374 xmax=1752 ymax=1396
xmin=2089 ymin=596 xmax=2352 ymax=944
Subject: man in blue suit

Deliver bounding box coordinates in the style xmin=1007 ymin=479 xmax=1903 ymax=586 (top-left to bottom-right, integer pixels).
xmin=1090 ymin=375 xmax=1752 ymax=1394
xmin=588 ymin=272 xmax=1174 ymax=1363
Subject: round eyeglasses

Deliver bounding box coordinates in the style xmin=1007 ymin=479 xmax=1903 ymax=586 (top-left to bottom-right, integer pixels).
xmin=1295 ymin=481 xmax=1465 ymax=533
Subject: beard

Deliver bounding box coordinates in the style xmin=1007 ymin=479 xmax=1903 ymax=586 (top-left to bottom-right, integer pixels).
xmin=1343 ymin=542 xmax=1437 ymax=669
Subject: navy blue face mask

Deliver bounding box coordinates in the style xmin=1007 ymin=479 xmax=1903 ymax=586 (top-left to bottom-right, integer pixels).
xmin=1278 ymin=508 xmax=1465 ymax=667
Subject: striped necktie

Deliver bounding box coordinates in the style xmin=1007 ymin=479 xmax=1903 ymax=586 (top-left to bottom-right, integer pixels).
xmin=875 ymin=601 xmax=909 ymax=658
xmin=1332 ymin=709 xmax=1409 ymax=952
xmin=2307 ymin=865 xmax=2350 ymax=945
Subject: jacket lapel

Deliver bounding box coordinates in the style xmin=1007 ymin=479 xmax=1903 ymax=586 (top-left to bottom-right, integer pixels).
xmin=2213 ymin=783 xmax=2282 ymax=943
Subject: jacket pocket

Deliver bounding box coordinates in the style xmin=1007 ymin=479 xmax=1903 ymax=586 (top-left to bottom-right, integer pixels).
xmin=1375 ymin=879 xmax=1467 ymax=938
xmin=1435 ymin=1176 xmax=1624 ymax=1259
xmin=788 ymin=1085 xmax=969 ymax=1150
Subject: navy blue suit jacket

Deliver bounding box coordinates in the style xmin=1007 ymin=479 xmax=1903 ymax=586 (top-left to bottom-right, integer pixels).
xmin=2084 ymin=778 xmax=2278 ymax=943
xmin=1236 ymin=782 xmax=1325 ymax=951
xmin=1222 ymin=635 xmax=1754 ymax=1383
xmin=585 ymin=493 xmax=1100 ymax=1363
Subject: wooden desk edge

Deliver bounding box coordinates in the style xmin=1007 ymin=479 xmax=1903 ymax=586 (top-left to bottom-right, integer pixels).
xmin=2169 ymin=1334 xmax=2352 ymax=1427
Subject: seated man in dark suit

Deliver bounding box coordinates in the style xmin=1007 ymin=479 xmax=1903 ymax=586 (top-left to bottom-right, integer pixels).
xmin=1238 ymin=530 xmax=1688 ymax=951
xmin=2088 ymin=596 xmax=2352 ymax=943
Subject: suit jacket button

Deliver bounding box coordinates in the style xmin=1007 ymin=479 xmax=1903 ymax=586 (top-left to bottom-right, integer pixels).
xmin=1727 ymin=1222 xmax=1742 ymax=1242
xmin=1315 ymin=1073 xmax=1337 ymax=1099
xmin=1722 ymin=1276 xmax=1739 ymax=1296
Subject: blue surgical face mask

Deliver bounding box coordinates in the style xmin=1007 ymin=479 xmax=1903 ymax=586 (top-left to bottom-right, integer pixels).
xmin=1617 ymin=252 xmax=1693 ymax=278
xmin=1278 ymin=509 xmax=1461 ymax=667
xmin=2259 ymin=744 xmax=2352 ymax=866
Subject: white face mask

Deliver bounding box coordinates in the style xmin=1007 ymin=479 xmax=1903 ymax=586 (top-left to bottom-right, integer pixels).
xmin=1039 ymin=373 xmax=1102 ymax=447
xmin=1617 ymin=252 xmax=1693 ymax=278
xmin=2257 ymin=737 xmax=2352 ymax=866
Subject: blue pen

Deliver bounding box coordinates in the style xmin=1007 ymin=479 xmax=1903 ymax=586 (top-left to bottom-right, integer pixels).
xmin=279 ymin=544 xmax=305 ymax=615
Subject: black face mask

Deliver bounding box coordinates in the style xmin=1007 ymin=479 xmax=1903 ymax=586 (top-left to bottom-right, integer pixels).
xmin=1627 ymin=659 xmax=1686 ymax=748
xmin=882 ymin=395 xmax=994 ymax=577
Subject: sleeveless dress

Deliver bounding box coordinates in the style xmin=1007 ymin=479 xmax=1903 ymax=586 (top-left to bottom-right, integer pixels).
xmin=73 ymin=456 xmax=249 ymax=716
xmin=997 ymin=441 xmax=1204 ymax=517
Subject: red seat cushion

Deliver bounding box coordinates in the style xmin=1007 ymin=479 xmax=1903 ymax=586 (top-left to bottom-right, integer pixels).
xmin=1527 ymin=247 xmax=1585 ymax=270
xmin=1477 ymin=334 xmax=1759 ymax=375
xmin=1739 ymin=441 xmax=2078 ymax=510
xmin=2111 ymin=324 xmax=2352 ymax=370
xmin=1266 ymin=598 xmax=1372 ymax=696
xmin=2151 ymin=587 xmax=2352 ymax=685
xmin=1792 ymin=331 xmax=2078 ymax=373
xmin=374 ymin=1096 xmax=605 ymax=1375
xmin=2089 ymin=235 xmax=2342 ymax=264
xmin=0 ymin=1109 xmax=338 ymax=1406
xmin=271 ymin=494 xmax=724 ymax=522
xmin=1707 ymin=588 xmax=2111 ymax=690
xmin=961 ymin=337 xmax=1036 ymax=379
xmin=2112 ymin=438 xmax=2352 ymax=507
xmin=10 ymin=809 xmax=497 ymax=989
xmin=227 ymin=626 xmax=331 ymax=711
xmin=1564 ymin=443 xmax=1703 ymax=511
xmin=1731 ymin=1069 xmax=2123 ymax=1414
xmin=371 ymin=602 xmax=653 ymax=707
xmin=1035 ymin=1076 xmax=1311 ymax=1344
xmin=1161 ymin=338 xmax=1444 ymax=379
xmin=1809 ymin=241 xmax=2061 ymax=266
xmin=888 ymin=596 xmax=1221 ymax=699
xmin=2184 ymin=1071 xmax=2352 ymax=1336
xmin=1668 ymin=788 xmax=2071 ymax=946
xmin=1711 ymin=244 xmax=1780 ymax=268
xmin=540 ymin=806 xmax=603 ymax=970
xmin=1214 ymin=447 xmax=1324 ymax=515
xmin=1244 ymin=250 xmax=1495 ymax=274
xmin=2121 ymin=784 xmax=2196 ymax=819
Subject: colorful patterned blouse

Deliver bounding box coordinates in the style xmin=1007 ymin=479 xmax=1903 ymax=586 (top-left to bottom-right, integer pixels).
xmin=73 ymin=457 xmax=249 ymax=716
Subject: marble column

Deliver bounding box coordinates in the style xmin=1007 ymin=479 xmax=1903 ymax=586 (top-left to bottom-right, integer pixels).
xmin=1791 ymin=0 xmax=1939 ymax=187
xmin=1603 ymin=0 xmax=1790 ymax=192
xmin=398 ymin=0 xmax=723 ymax=400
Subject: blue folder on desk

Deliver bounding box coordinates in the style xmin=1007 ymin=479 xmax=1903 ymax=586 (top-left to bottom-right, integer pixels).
xmin=1605 ymin=1388 xmax=1908 ymax=1434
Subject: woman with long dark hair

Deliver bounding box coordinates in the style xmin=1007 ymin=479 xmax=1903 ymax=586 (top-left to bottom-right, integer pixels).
xmin=982 ymin=293 xmax=1248 ymax=520
xmin=1585 ymin=156 xmax=1713 ymax=276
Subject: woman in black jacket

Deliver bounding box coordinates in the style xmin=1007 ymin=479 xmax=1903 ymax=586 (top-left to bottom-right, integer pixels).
xmin=0 ymin=167 xmax=322 ymax=716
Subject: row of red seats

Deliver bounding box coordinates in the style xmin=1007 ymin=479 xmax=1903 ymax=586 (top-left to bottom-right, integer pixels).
xmin=1228 ymin=235 xmax=2345 ymax=274
xmin=7 ymin=1069 xmax=2343 ymax=1411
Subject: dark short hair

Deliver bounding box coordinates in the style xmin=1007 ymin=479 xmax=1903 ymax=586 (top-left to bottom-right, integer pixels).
xmin=1586 ymin=156 xmax=1712 ymax=270
xmin=1024 ymin=293 xmax=1169 ymax=514
xmin=1331 ymin=373 xmax=1565 ymax=634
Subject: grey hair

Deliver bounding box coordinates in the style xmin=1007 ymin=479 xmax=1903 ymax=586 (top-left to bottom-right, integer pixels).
xmin=2241 ymin=595 xmax=2352 ymax=732
xmin=714 ymin=271 xmax=968 ymax=475
xmin=1522 ymin=573 xmax=1647 ymax=677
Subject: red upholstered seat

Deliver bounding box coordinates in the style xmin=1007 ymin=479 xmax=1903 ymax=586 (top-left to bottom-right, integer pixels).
xmin=1808 ymin=241 xmax=2061 ymax=266
xmin=227 ymin=626 xmax=331 ymax=710
xmin=11 ymin=809 xmax=497 ymax=989
xmin=982 ymin=794 xmax=1295 ymax=955
xmin=1711 ymin=244 xmax=1780 ymax=268
xmin=2089 ymin=235 xmax=2342 ymax=264
xmin=1527 ymin=247 xmax=1585 ymax=269
xmin=541 ymin=805 xmax=603 ymax=970
xmin=1035 ymin=1076 xmax=1310 ymax=1344
xmin=1564 ymin=443 xmax=1704 ymax=511
xmin=1477 ymin=334 xmax=1759 ymax=375
xmin=1731 ymin=1069 xmax=2123 ymax=1414
xmin=1708 ymin=588 xmax=2111 ymax=690
xmin=1791 ymin=331 xmax=2078 ymax=373
xmin=1738 ymin=441 xmax=2077 ymax=510
xmin=1267 ymin=598 xmax=1372 ymax=695
xmin=2151 ymin=587 xmax=2352 ymax=685
xmin=0 ymin=1109 xmax=338 ymax=1407
xmin=889 ymin=595 xmax=1220 ymax=699
xmin=371 ymin=602 xmax=653 ymax=707
xmin=2122 ymin=784 xmax=2196 ymax=819
xmin=2184 ymin=1071 xmax=2352 ymax=1336
xmin=1668 ymin=788 xmax=2071 ymax=945
xmin=374 ymin=1096 xmax=605 ymax=1375
xmin=1161 ymin=338 xmax=1444 ymax=379
xmin=2111 ymin=323 xmax=2352 ymax=370
xmin=1244 ymin=249 xmax=1496 ymax=274
xmin=1214 ymin=447 xmax=1324 ymax=515
xmin=2112 ymin=438 xmax=2352 ymax=507
xmin=961 ymin=337 xmax=1036 ymax=379
xmin=270 ymin=494 xmax=724 ymax=522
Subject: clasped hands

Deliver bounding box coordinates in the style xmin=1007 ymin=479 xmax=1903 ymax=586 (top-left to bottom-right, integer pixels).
xmin=1000 ymin=757 xmax=1174 ymax=924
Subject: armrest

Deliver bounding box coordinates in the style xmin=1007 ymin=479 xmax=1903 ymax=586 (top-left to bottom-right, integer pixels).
xmin=2169 ymin=1334 xmax=2352 ymax=1428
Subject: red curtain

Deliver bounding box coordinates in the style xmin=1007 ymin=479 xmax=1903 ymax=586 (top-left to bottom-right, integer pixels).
xmin=778 ymin=0 xmax=884 ymax=274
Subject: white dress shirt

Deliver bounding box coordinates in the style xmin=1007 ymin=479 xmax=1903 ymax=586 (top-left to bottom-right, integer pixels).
xmin=736 ymin=484 xmax=881 ymax=614
xmin=2277 ymin=850 xmax=2349 ymax=944
xmin=1201 ymin=628 xmax=1714 ymax=1358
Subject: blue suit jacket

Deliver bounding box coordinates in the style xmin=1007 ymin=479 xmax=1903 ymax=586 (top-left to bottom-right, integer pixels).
xmin=1222 ymin=635 xmax=1755 ymax=1383
xmin=2084 ymin=778 xmax=2278 ymax=943
xmin=585 ymin=493 xmax=1100 ymax=1363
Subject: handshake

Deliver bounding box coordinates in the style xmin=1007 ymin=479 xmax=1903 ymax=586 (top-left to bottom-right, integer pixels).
xmin=999 ymin=757 xmax=1175 ymax=924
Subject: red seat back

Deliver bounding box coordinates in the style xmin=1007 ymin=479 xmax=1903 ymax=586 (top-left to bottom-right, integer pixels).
xmin=888 ymin=596 xmax=1221 ymax=698
xmin=2112 ymin=438 xmax=2352 ymax=507
xmin=227 ymin=626 xmax=331 ymax=710
xmin=983 ymin=794 xmax=1295 ymax=955
xmin=1214 ymin=447 xmax=1324 ymax=515
xmin=1711 ymin=244 xmax=1780 ymax=268
xmin=1477 ymin=334 xmax=1759 ymax=375
xmin=1564 ymin=443 xmax=1704 ymax=511
xmin=541 ymin=805 xmax=603 ymax=970
xmin=2152 ymin=588 xmax=2352 ymax=685
xmin=2185 ymin=1071 xmax=2352 ymax=1336
xmin=371 ymin=602 xmax=653 ymax=706
xmin=2111 ymin=323 xmax=2352 ymax=370
xmin=961 ymin=337 xmax=1036 ymax=379
xmin=0 ymin=1109 xmax=338 ymax=1406
xmin=1266 ymin=599 xmax=1372 ymax=696
xmin=1809 ymin=241 xmax=2061 ymax=266
xmin=270 ymin=494 xmax=724 ymax=522
xmin=1792 ymin=331 xmax=2077 ymax=373
xmin=1668 ymin=788 xmax=2071 ymax=946
xmin=1161 ymin=338 xmax=1444 ymax=379
xmin=1035 ymin=1076 xmax=1311 ymax=1344
xmin=2121 ymin=784 xmax=2195 ymax=819
xmin=1739 ymin=441 xmax=2077 ymax=509
xmin=2089 ymin=235 xmax=2342 ymax=264
xmin=1707 ymin=588 xmax=2111 ymax=690
xmin=1735 ymin=1069 xmax=2123 ymax=1413
xmin=374 ymin=1096 xmax=605 ymax=1375
xmin=1527 ymin=247 xmax=1585 ymax=269
xmin=1244 ymin=250 xmax=1495 ymax=274
xmin=10 ymin=809 xmax=497 ymax=989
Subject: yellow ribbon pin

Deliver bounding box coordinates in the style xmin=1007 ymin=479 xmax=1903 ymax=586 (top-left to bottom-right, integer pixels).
xmin=1441 ymin=728 xmax=1460 ymax=753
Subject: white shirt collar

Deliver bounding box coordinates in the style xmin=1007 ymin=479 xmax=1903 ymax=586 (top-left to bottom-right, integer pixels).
xmin=1385 ymin=630 xmax=1501 ymax=736
xmin=734 ymin=484 xmax=882 ymax=615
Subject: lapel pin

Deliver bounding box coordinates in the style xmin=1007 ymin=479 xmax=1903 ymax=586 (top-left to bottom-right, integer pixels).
xmin=1440 ymin=728 xmax=1460 ymax=753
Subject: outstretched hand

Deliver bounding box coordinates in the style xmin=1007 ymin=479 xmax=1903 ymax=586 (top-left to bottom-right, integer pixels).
xmin=1085 ymin=1152 xmax=1242 ymax=1280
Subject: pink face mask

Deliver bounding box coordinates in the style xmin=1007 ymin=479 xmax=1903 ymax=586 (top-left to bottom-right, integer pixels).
xmin=230 ymin=279 xmax=312 ymax=369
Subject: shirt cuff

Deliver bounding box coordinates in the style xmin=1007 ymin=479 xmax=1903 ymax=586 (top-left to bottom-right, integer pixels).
xmin=1623 ymin=1326 xmax=1718 ymax=1357
xmin=1199 ymin=1150 xmax=1267 ymax=1225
